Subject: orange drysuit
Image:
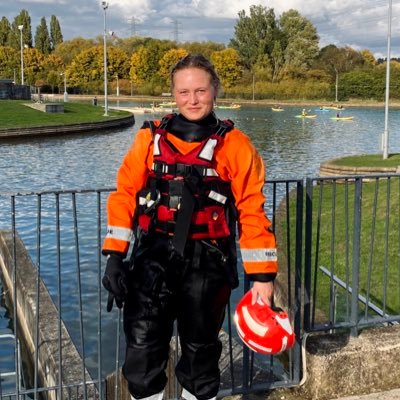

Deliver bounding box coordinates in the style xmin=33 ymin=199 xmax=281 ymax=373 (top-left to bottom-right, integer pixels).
xmin=103 ymin=120 xmax=278 ymax=277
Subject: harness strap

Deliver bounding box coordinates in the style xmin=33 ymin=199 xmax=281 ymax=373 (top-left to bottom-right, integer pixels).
xmin=152 ymin=161 xmax=218 ymax=177
xmin=171 ymin=175 xmax=198 ymax=256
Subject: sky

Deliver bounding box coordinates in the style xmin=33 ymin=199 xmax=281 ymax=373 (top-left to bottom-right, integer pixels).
xmin=3 ymin=0 xmax=400 ymax=59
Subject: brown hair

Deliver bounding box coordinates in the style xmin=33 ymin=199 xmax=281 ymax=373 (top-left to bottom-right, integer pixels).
xmin=170 ymin=54 xmax=220 ymax=93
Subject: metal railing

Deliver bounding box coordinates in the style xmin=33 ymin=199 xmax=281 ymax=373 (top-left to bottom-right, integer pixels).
xmin=303 ymin=174 xmax=400 ymax=335
xmin=0 ymin=180 xmax=303 ymax=399
xmin=1 ymin=174 xmax=399 ymax=399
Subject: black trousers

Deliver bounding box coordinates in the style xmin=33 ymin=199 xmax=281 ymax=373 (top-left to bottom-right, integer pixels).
xmin=122 ymin=236 xmax=233 ymax=400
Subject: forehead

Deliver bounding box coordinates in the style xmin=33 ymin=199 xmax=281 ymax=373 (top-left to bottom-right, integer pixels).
xmin=172 ymin=67 xmax=212 ymax=87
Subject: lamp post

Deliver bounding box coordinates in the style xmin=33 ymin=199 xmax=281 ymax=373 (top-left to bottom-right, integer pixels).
xmin=18 ymin=25 xmax=24 ymax=85
xmin=116 ymin=74 xmax=119 ymax=96
xmin=101 ymin=1 xmax=109 ymax=116
xmin=382 ymin=0 xmax=392 ymax=160
xmin=60 ymin=72 xmax=68 ymax=102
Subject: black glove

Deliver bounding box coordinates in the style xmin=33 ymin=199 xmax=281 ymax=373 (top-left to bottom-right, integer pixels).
xmin=102 ymin=253 xmax=128 ymax=312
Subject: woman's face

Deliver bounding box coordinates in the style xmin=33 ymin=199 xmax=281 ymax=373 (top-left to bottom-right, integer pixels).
xmin=172 ymin=67 xmax=216 ymax=121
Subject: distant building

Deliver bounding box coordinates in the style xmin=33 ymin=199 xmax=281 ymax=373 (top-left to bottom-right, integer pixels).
xmin=0 ymin=79 xmax=31 ymax=100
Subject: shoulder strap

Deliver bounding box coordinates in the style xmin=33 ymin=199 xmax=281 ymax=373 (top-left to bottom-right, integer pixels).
xmin=215 ymin=118 xmax=234 ymax=137
xmin=141 ymin=113 xmax=177 ymax=136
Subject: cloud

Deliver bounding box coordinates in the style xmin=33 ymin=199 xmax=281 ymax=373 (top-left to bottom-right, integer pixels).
xmin=3 ymin=0 xmax=400 ymax=57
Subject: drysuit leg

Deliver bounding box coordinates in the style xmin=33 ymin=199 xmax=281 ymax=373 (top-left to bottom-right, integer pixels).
xmin=175 ymin=247 xmax=232 ymax=400
xmin=122 ymin=255 xmax=175 ymax=399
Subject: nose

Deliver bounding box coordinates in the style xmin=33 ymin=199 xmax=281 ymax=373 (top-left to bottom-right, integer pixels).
xmin=188 ymin=92 xmax=198 ymax=104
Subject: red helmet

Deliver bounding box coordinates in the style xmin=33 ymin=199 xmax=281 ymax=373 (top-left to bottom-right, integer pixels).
xmin=234 ymin=290 xmax=295 ymax=355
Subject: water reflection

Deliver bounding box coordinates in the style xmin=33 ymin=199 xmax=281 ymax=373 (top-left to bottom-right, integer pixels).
xmin=1 ymin=103 xmax=399 ymax=194
xmin=0 ymin=102 xmax=399 ymax=384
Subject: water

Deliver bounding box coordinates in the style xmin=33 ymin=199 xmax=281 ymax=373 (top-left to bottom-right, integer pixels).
xmin=1 ymin=103 xmax=399 ymax=193
xmin=0 ymin=101 xmax=399 ymax=387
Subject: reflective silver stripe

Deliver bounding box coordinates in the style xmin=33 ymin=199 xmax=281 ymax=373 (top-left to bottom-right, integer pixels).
xmin=199 ymin=138 xmax=217 ymax=161
xmin=240 ymin=248 xmax=277 ymax=262
xmin=208 ymin=190 xmax=227 ymax=204
xmin=106 ymin=226 xmax=133 ymax=242
xmin=205 ymin=168 xmax=218 ymax=176
xmin=150 ymin=164 xmax=217 ymax=177
xmin=138 ymin=196 xmax=147 ymax=205
xmin=153 ymin=133 xmax=161 ymax=156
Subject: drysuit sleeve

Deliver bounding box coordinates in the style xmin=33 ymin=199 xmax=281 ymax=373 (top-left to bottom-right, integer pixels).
xmin=215 ymin=129 xmax=278 ymax=279
xmin=102 ymin=128 xmax=153 ymax=256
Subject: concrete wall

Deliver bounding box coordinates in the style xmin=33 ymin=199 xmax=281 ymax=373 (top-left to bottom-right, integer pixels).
xmin=320 ymin=160 xmax=400 ymax=177
xmin=0 ymin=114 xmax=135 ymax=139
xmin=0 ymin=230 xmax=98 ymax=400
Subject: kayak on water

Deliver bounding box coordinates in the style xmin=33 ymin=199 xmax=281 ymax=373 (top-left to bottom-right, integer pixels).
xmin=323 ymin=106 xmax=346 ymax=111
xmin=295 ymin=114 xmax=317 ymax=119
xmin=330 ymin=116 xmax=354 ymax=120
xmin=272 ymin=107 xmax=284 ymax=111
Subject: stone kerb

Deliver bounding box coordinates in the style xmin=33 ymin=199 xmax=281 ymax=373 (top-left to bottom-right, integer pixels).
xmin=320 ymin=160 xmax=400 ymax=177
xmin=0 ymin=230 xmax=98 ymax=399
xmin=0 ymin=114 xmax=135 ymax=139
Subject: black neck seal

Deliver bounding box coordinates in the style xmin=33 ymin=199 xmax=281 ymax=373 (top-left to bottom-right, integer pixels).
xmin=169 ymin=113 xmax=219 ymax=142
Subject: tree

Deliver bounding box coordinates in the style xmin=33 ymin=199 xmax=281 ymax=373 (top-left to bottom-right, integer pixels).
xmin=211 ymin=48 xmax=242 ymax=89
xmin=54 ymin=37 xmax=95 ymax=65
xmin=270 ymin=41 xmax=284 ymax=82
xmin=0 ymin=46 xmax=19 ymax=80
xmin=279 ymin=10 xmax=319 ymax=72
xmin=0 ymin=17 xmax=11 ymax=47
xmin=130 ymin=46 xmax=154 ymax=86
xmin=229 ymin=5 xmax=278 ymax=71
xmin=35 ymin=17 xmax=51 ymax=55
xmin=10 ymin=10 xmax=32 ymax=50
xmin=129 ymin=41 xmax=167 ymax=87
xmin=316 ymin=45 xmax=364 ymax=81
xmin=158 ymin=48 xmax=188 ymax=85
xmin=182 ymin=41 xmax=225 ymax=59
xmin=40 ymin=53 xmax=65 ymax=90
xmin=23 ymin=47 xmax=45 ymax=85
xmin=360 ymin=49 xmax=377 ymax=67
xmin=67 ymin=46 xmax=129 ymax=92
xmin=50 ymin=15 xmax=63 ymax=50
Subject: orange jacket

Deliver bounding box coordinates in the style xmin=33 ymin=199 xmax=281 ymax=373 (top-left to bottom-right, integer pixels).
xmin=103 ymin=121 xmax=278 ymax=276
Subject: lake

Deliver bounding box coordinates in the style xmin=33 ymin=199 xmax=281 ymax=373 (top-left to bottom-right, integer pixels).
xmin=0 ymin=101 xmax=399 ymax=386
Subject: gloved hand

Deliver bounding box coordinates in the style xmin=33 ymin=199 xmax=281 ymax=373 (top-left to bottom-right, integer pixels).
xmin=102 ymin=253 xmax=128 ymax=312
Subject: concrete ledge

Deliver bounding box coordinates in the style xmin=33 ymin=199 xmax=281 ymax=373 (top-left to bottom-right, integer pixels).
xmin=320 ymin=160 xmax=400 ymax=177
xmin=266 ymin=326 xmax=400 ymax=400
xmin=0 ymin=114 xmax=135 ymax=139
xmin=25 ymin=102 xmax=65 ymax=113
xmin=0 ymin=230 xmax=97 ymax=399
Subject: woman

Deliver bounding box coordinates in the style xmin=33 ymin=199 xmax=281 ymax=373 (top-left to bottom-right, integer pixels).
xmin=102 ymin=54 xmax=278 ymax=400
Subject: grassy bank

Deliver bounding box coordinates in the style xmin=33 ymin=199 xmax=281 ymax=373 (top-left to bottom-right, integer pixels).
xmin=329 ymin=153 xmax=400 ymax=168
xmin=0 ymin=100 xmax=130 ymax=129
xmin=278 ymin=177 xmax=400 ymax=323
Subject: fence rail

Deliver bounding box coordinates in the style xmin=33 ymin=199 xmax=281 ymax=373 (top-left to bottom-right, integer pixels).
xmin=303 ymin=174 xmax=400 ymax=335
xmin=0 ymin=174 xmax=399 ymax=399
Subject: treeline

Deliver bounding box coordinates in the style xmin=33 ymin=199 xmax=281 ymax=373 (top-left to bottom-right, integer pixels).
xmin=1 ymin=6 xmax=400 ymax=101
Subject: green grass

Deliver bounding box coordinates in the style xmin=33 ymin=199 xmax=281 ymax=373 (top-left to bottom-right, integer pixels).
xmin=278 ymin=177 xmax=400 ymax=323
xmin=331 ymin=154 xmax=400 ymax=168
xmin=0 ymin=100 xmax=130 ymax=129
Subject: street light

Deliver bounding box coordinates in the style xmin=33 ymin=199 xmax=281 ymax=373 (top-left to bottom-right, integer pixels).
xmin=60 ymin=72 xmax=68 ymax=102
xmin=115 ymin=74 xmax=119 ymax=96
xmin=382 ymin=0 xmax=392 ymax=160
xmin=18 ymin=25 xmax=24 ymax=85
xmin=101 ymin=1 xmax=109 ymax=116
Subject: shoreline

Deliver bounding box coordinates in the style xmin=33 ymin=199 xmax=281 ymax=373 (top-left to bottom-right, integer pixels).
xmin=47 ymin=94 xmax=400 ymax=109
